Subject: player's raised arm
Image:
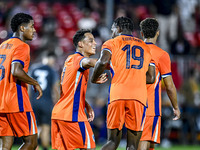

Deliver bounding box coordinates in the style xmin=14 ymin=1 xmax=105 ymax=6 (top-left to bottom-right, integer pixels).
xmin=146 ymin=64 xmax=155 ymax=84
xmin=163 ymin=76 xmax=181 ymax=120
xmin=11 ymin=62 xmax=42 ymax=99
xmin=81 ymin=58 xmax=97 ymax=69
xmin=91 ymin=50 xmax=111 ymax=83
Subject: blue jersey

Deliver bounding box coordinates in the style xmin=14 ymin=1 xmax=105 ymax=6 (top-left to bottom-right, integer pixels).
xmin=30 ymin=64 xmax=59 ymax=105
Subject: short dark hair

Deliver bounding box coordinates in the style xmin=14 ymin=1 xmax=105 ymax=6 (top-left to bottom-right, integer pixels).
xmin=73 ymin=29 xmax=92 ymax=48
xmin=11 ymin=13 xmax=33 ymax=32
xmin=140 ymin=18 xmax=159 ymax=38
xmin=113 ymin=16 xmax=134 ymax=32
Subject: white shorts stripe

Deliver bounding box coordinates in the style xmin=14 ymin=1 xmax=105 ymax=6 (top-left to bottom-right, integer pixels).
xmin=85 ymin=125 xmax=91 ymax=148
xmin=154 ymin=119 xmax=159 ymax=142
xmin=30 ymin=113 xmax=36 ymax=134
xmin=141 ymin=116 xmax=146 ymax=131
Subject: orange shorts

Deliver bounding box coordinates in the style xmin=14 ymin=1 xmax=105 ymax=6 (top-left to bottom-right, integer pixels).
xmin=0 ymin=111 xmax=37 ymax=137
xmin=51 ymin=119 xmax=96 ymax=150
xmin=107 ymin=99 xmax=146 ymax=131
xmin=140 ymin=116 xmax=161 ymax=144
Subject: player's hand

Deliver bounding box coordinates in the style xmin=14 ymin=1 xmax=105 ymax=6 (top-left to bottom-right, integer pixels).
xmin=173 ymin=108 xmax=181 ymax=120
xmin=86 ymin=104 xmax=95 ymax=122
xmin=95 ymin=73 xmax=108 ymax=84
xmin=33 ymin=83 xmax=43 ymax=100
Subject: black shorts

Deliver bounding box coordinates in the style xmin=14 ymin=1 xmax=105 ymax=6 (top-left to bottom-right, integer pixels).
xmin=32 ymin=101 xmax=53 ymax=125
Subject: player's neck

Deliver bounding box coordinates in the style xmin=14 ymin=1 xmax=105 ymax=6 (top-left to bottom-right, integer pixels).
xmin=76 ymin=49 xmax=90 ymax=58
xmin=12 ymin=32 xmax=25 ymax=42
xmin=144 ymin=38 xmax=156 ymax=44
xmin=120 ymin=31 xmax=132 ymax=36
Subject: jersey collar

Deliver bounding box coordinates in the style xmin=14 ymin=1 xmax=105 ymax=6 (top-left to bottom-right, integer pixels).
xmin=75 ymin=52 xmax=84 ymax=56
xmin=120 ymin=34 xmax=133 ymax=37
xmin=10 ymin=37 xmax=22 ymax=41
xmin=145 ymin=42 xmax=154 ymax=45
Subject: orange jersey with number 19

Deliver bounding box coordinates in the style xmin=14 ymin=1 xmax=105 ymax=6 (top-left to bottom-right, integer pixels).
xmin=102 ymin=34 xmax=154 ymax=106
xmin=0 ymin=37 xmax=32 ymax=113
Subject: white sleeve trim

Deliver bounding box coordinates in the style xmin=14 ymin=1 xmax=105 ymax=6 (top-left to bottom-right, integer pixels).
xmin=79 ymin=58 xmax=86 ymax=70
xmin=102 ymin=48 xmax=112 ymax=54
xmin=149 ymin=63 xmax=155 ymax=67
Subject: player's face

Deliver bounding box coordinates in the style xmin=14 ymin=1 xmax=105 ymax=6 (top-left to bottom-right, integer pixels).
xmin=82 ymin=33 xmax=96 ymax=56
xmin=23 ymin=20 xmax=36 ymax=41
xmin=111 ymin=23 xmax=120 ymax=38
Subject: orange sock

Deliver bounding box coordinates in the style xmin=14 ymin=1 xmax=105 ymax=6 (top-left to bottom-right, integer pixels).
xmin=149 ymin=148 xmax=154 ymax=150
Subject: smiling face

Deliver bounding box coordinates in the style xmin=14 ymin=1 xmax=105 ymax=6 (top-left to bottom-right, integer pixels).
xmin=22 ymin=20 xmax=36 ymax=41
xmin=81 ymin=32 xmax=97 ymax=56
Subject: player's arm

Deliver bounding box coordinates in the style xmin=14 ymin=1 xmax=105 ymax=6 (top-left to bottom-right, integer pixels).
xmin=91 ymin=50 xmax=111 ymax=83
xmin=85 ymin=100 xmax=94 ymax=122
xmin=81 ymin=58 xmax=97 ymax=69
xmin=52 ymin=81 xmax=60 ymax=104
xmin=11 ymin=62 xmax=42 ymax=99
xmin=163 ymin=76 xmax=181 ymax=120
xmin=146 ymin=64 xmax=155 ymax=84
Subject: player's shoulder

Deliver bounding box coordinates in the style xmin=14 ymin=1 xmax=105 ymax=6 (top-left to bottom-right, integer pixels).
xmin=103 ymin=38 xmax=114 ymax=45
xmin=0 ymin=38 xmax=27 ymax=50
xmin=10 ymin=38 xmax=29 ymax=47
xmin=132 ymin=37 xmax=144 ymax=44
xmin=64 ymin=53 xmax=77 ymax=64
xmin=154 ymin=45 xmax=170 ymax=57
xmin=132 ymin=38 xmax=150 ymax=49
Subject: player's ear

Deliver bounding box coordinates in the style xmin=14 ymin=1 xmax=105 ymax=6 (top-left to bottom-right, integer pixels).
xmin=117 ymin=26 xmax=122 ymax=34
xmin=140 ymin=31 xmax=144 ymax=38
xmin=78 ymin=41 xmax=83 ymax=48
xmin=19 ymin=25 xmax=25 ymax=32
xmin=156 ymin=30 xmax=160 ymax=37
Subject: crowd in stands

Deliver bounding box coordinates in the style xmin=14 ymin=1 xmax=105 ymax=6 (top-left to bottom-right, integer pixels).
xmin=1 ymin=0 xmax=200 ymax=147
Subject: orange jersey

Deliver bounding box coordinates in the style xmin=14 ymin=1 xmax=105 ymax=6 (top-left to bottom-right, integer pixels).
xmin=0 ymin=37 xmax=32 ymax=113
xmin=145 ymin=42 xmax=171 ymax=116
xmin=52 ymin=52 xmax=89 ymax=122
xmin=102 ymin=35 xmax=153 ymax=106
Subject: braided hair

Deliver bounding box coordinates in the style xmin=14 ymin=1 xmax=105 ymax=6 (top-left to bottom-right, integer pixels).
xmin=113 ymin=16 xmax=134 ymax=32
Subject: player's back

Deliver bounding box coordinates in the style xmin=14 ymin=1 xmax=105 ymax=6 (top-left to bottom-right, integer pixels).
xmin=52 ymin=52 xmax=89 ymax=122
xmin=146 ymin=43 xmax=171 ymax=116
xmin=30 ymin=64 xmax=58 ymax=104
xmin=0 ymin=37 xmax=31 ymax=112
xmin=102 ymin=35 xmax=152 ymax=105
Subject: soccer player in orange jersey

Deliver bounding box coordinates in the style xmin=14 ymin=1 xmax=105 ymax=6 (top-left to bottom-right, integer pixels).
xmin=91 ymin=16 xmax=155 ymax=150
xmin=51 ymin=29 xmax=107 ymax=150
xmin=138 ymin=18 xmax=181 ymax=150
xmin=0 ymin=13 xmax=42 ymax=149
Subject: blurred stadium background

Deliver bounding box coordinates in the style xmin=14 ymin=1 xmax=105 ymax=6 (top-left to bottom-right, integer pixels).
xmin=1 ymin=0 xmax=200 ymax=149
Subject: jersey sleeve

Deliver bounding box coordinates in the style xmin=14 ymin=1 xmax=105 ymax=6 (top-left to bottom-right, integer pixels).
xmin=159 ymin=52 xmax=172 ymax=78
xmin=12 ymin=44 xmax=29 ymax=68
xmin=73 ymin=55 xmax=86 ymax=72
xmin=101 ymin=39 xmax=114 ymax=54
xmin=149 ymin=58 xmax=156 ymax=67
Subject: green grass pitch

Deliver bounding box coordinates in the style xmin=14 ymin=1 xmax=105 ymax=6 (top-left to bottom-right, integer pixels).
xmin=11 ymin=145 xmax=200 ymax=150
